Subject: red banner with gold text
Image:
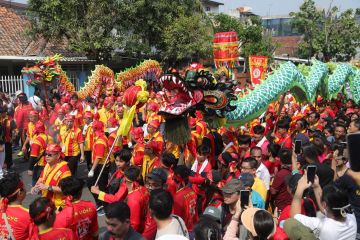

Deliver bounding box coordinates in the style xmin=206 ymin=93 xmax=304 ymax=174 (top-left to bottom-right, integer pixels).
xmin=249 ymin=56 xmax=268 ymax=85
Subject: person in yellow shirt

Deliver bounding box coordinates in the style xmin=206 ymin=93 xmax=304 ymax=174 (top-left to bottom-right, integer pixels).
xmin=82 ymin=111 xmax=94 ymax=170
xmin=54 ymin=108 xmax=66 ymax=141
xmin=97 ymin=98 xmax=116 ymax=132
xmin=20 ymin=110 xmax=39 ymax=160
xmin=240 ymin=157 xmax=268 ymax=201
xmin=28 ymin=122 xmax=54 ymax=186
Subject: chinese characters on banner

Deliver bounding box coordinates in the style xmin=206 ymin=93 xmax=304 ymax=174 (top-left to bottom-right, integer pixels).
xmin=249 ymin=56 xmax=268 ymax=85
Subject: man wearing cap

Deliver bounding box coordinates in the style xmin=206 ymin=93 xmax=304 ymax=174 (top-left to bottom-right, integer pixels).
xmin=59 ymin=114 xmax=85 ymax=175
xmin=98 ymin=98 xmax=116 ymax=131
xmin=221 ymin=178 xmax=244 ymax=228
xmin=144 ymin=119 xmax=163 ymax=150
xmin=87 ymin=121 xmax=110 ymax=210
xmin=83 ymin=111 xmax=94 ymax=170
xmin=28 ymin=122 xmax=54 ymax=186
xmin=142 ymin=168 xmax=169 ymax=239
xmin=20 ymin=110 xmax=39 ymax=159
xmin=239 ymin=173 xmax=265 ymax=209
xmin=130 ymin=127 xmax=145 ymax=167
xmin=14 ymin=93 xmax=33 ymax=150
xmin=141 ymin=140 xmax=161 ymax=180
xmin=31 ymin=144 xmax=72 ymax=209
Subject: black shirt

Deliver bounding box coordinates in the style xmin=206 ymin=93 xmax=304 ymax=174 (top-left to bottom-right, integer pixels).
xmin=99 ymin=227 xmax=144 ymax=240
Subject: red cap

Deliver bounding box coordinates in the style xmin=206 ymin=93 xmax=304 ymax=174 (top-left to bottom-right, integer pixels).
xmin=130 ymin=127 xmax=144 ymax=142
xmin=145 ymin=141 xmax=161 ymax=155
xmin=147 ymin=102 xmax=159 ymax=112
xmin=92 ymin=121 xmax=104 ymax=132
xmin=46 ymin=144 xmax=62 ymax=153
xmin=107 ymin=117 xmax=118 ymax=128
xmin=34 ymin=121 xmax=45 ymax=134
xmin=84 ymin=111 xmax=94 ymax=119
xmin=29 ymin=110 xmax=39 ymax=116
xmin=148 ymin=119 xmax=160 ymax=129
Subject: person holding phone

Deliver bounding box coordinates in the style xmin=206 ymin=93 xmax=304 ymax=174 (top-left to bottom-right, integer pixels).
xmin=289 ymin=173 xmax=357 ymax=240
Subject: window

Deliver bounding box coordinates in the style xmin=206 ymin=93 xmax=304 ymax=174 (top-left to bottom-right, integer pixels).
xmin=206 ymin=7 xmax=211 ymax=11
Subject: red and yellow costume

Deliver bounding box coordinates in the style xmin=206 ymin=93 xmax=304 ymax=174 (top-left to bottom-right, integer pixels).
xmin=59 ymin=124 xmax=83 ymax=157
xmin=173 ymin=186 xmax=198 ymax=232
xmin=53 ymin=200 xmax=99 ymax=240
xmin=39 ymin=157 xmax=72 ymax=208
xmin=0 ymin=205 xmax=31 ymax=240
xmin=36 ymin=227 xmax=76 ymax=240
xmin=130 ymin=127 xmax=145 ymax=167
xmin=125 ymin=185 xmax=149 ymax=233
xmin=30 ymin=132 xmax=54 ymax=167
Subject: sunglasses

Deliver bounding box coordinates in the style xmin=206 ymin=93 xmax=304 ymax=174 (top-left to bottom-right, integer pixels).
xmin=45 ymin=152 xmax=57 ymax=156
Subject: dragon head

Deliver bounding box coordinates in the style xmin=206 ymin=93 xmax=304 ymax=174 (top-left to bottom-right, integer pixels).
xmin=157 ymin=69 xmax=236 ymax=118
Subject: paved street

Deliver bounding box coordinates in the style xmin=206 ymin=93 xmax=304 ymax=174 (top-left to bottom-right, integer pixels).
xmin=10 ymin=151 xmax=107 ymax=232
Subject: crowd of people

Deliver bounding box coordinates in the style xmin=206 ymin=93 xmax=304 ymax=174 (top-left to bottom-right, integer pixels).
xmin=0 ymin=82 xmax=359 ymax=240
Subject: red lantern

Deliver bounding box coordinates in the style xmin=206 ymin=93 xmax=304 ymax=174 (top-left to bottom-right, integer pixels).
xmin=122 ymin=85 xmax=145 ymax=109
xmin=213 ymin=32 xmax=239 ymax=68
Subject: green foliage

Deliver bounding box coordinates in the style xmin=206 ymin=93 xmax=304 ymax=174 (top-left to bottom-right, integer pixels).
xmin=27 ymin=0 xmax=122 ymax=61
xmin=27 ymin=0 xmax=210 ymax=63
xmin=290 ymin=0 xmax=360 ymax=61
xmin=162 ymin=14 xmax=213 ymax=64
xmin=211 ymin=13 xmax=277 ymax=67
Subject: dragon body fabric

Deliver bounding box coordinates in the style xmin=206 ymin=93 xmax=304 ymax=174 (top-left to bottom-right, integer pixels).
xmin=22 ymin=56 xmax=162 ymax=100
xmin=226 ymin=60 xmax=360 ymax=126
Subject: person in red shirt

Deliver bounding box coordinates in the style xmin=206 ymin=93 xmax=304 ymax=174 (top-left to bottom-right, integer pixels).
xmin=273 ymin=119 xmax=292 ymax=149
xmin=263 ymin=143 xmax=281 ymax=176
xmin=124 ymin=166 xmax=149 ymax=233
xmin=251 ymin=124 xmax=269 ymax=156
xmin=130 ymin=127 xmax=145 ymax=167
xmin=29 ymin=121 xmax=54 ymax=186
xmin=237 ymin=135 xmax=252 ymax=160
xmin=218 ymin=152 xmax=240 ymax=183
xmin=141 ymin=140 xmax=161 ymax=180
xmin=0 ymin=172 xmax=30 ymax=240
xmin=173 ymin=165 xmax=198 ymax=235
xmin=87 ymin=121 xmax=110 ymax=211
xmin=54 ymin=177 xmax=99 ymax=240
xmin=91 ymin=149 xmax=131 ymax=206
xmin=270 ymin=148 xmax=293 ymax=211
xmin=29 ymin=197 xmax=76 ymax=240
xmin=14 ymin=93 xmax=33 ymax=151
xmin=191 ymin=144 xmax=212 ymax=175
xmin=142 ymin=168 xmax=169 ymax=240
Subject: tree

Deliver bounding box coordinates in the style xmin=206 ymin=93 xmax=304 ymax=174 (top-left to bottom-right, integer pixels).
xmin=27 ymin=0 xmax=122 ymax=61
xmin=27 ymin=0 xmax=210 ymax=63
xmin=162 ymin=14 xmax=213 ymax=65
xmin=290 ymin=0 xmax=360 ymax=61
xmin=211 ymin=13 xmax=276 ymax=66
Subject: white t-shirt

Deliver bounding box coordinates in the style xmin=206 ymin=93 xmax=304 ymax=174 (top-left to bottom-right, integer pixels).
xmin=294 ymin=213 xmax=357 ymax=240
xmin=156 ymin=215 xmax=189 ymax=239
xmin=256 ymin=163 xmax=271 ymax=190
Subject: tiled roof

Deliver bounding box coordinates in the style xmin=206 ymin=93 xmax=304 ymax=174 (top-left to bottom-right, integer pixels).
xmin=0 ymin=6 xmax=30 ymax=55
xmin=0 ymin=6 xmax=85 ymax=58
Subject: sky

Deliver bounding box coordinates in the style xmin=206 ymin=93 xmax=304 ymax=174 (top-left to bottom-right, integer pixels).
xmin=217 ymin=0 xmax=359 ymax=16
xmin=11 ymin=0 xmax=360 ymax=16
